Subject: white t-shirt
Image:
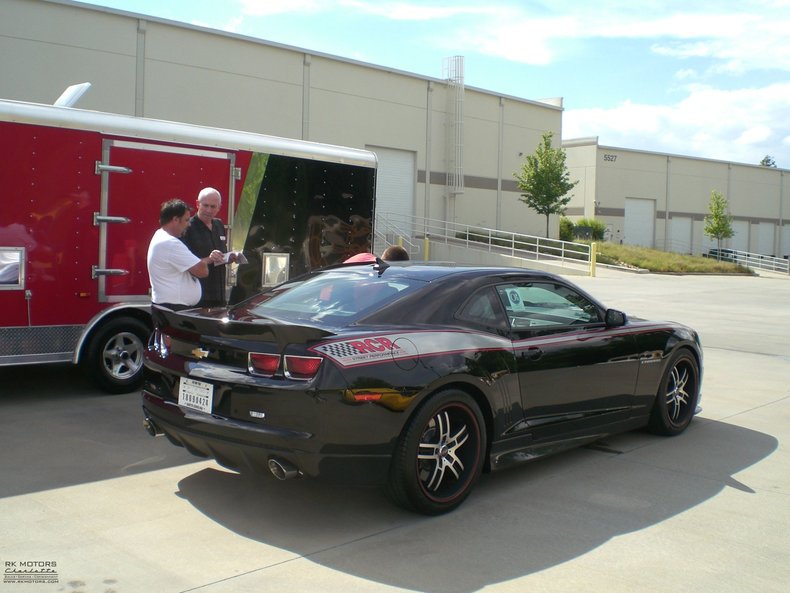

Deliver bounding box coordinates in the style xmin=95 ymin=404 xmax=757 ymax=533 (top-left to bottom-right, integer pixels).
xmin=146 ymin=228 xmax=202 ymax=306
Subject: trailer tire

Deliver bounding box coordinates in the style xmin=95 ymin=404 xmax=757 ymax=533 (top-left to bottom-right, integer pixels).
xmin=84 ymin=316 xmax=150 ymax=394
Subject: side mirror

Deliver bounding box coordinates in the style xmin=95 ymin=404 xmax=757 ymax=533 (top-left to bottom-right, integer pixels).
xmin=605 ymin=309 xmax=627 ymax=327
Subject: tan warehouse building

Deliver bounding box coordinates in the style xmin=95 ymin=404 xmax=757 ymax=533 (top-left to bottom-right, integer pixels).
xmin=1 ymin=0 xmax=564 ymax=246
xmin=564 ymin=140 xmax=790 ymax=259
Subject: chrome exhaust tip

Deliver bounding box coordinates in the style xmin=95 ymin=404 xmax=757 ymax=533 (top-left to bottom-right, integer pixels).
xmin=143 ymin=416 xmax=162 ymax=437
xmin=268 ymin=457 xmax=301 ymax=480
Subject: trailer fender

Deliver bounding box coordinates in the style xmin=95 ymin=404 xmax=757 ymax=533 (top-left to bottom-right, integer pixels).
xmin=72 ymin=302 xmax=152 ymax=365
xmin=74 ymin=303 xmax=152 ymax=393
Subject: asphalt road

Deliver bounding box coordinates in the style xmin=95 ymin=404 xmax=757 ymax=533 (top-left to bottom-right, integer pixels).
xmin=1 ymin=271 xmax=788 ymax=593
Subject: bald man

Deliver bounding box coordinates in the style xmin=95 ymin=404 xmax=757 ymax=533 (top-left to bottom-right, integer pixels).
xmin=182 ymin=187 xmax=233 ymax=307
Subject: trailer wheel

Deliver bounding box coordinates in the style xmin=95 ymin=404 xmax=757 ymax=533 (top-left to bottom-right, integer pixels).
xmin=84 ymin=317 xmax=150 ymax=394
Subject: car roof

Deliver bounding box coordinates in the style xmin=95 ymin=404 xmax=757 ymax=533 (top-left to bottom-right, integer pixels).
xmin=330 ymin=262 xmax=563 ymax=283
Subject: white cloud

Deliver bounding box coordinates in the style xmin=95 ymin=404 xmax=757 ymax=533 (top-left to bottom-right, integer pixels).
xmin=458 ymin=3 xmax=790 ymax=72
xmin=340 ymin=1 xmax=494 ymax=20
xmin=737 ymin=125 xmax=773 ymax=145
xmin=597 ymin=13 xmax=753 ymax=39
xmin=564 ymin=83 xmax=790 ymax=166
xmin=650 ymin=18 xmax=790 ymax=73
xmin=674 ymin=68 xmax=698 ymax=80
xmin=237 ymin=0 xmax=324 ymax=16
xmin=192 ymin=16 xmax=244 ymax=33
xmin=458 ymin=18 xmax=571 ymax=65
xmin=237 ymin=0 xmax=494 ymax=20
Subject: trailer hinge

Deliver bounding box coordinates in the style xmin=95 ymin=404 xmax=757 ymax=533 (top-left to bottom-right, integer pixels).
xmin=93 ymin=213 xmax=131 ymax=226
xmin=95 ymin=162 xmax=132 ymax=175
xmin=233 ymin=167 xmax=242 ymax=180
xmin=92 ymin=266 xmax=130 ymax=279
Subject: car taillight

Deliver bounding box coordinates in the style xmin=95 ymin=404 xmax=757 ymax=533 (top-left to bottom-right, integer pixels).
xmin=284 ymin=355 xmax=323 ymax=380
xmin=248 ymin=352 xmax=281 ymax=377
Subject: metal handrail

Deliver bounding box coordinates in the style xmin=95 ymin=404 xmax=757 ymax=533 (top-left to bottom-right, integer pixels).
xmin=706 ymin=248 xmax=789 ymax=274
xmin=374 ymin=217 xmax=420 ymax=255
xmin=375 ymin=212 xmax=591 ymax=266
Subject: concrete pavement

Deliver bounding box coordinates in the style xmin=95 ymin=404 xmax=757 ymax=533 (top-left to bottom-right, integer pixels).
xmin=1 ymin=271 xmax=788 ymax=593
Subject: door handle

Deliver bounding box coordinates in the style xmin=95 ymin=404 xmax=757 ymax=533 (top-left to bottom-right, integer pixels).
xmin=522 ymin=346 xmax=543 ymax=361
xmin=91 ymin=266 xmax=130 ymax=279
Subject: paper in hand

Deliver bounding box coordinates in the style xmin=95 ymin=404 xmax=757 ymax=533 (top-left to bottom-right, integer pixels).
xmin=218 ymin=251 xmax=248 ymax=265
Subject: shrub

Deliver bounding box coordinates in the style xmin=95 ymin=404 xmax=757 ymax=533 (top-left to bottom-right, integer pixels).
xmin=559 ymin=217 xmax=574 ymax=241
xmin=574 ymin=217 xmax=606 ymax=241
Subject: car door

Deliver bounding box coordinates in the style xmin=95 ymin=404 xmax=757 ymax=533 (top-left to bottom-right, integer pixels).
xmin=496 ymin=280 xmax=641 ymax=442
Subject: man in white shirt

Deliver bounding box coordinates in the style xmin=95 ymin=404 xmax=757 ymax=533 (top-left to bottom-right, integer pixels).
xmin=147 ymin=199 xmax=223 ymax=309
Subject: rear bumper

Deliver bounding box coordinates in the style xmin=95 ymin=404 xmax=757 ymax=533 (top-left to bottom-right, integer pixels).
xmin=141 ymin=391 xmax=392 ymax=485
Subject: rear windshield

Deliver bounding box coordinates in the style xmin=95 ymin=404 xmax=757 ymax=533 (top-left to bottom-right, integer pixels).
xmin=245 ymin=270 xmax=422 ymax=324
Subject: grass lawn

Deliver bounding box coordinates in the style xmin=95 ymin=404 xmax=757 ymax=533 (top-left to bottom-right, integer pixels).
xmin=594 ymin=242 xmax=752 ymax=274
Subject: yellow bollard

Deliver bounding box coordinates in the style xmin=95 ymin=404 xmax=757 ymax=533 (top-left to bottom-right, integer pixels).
xmin=589 ymin=242 xmax=597 ymax=277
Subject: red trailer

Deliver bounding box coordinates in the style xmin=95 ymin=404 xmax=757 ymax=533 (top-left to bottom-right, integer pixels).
xmin=0 ymin=98 xmax=377 ymax=392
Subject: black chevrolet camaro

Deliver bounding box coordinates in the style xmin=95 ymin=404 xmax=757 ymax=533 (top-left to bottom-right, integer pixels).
xmin=142 ymin=261 xmax=702 ymax=515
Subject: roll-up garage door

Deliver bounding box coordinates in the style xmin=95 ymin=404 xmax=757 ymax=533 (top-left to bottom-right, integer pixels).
xmin=624 ymin=197 xmax=656 ymax=248
xmin=368 ymin=146 xmax=415 ymax=222
xmin=731 ymin=220 xmax=749 ymax=252
xmin=757 ymin=223 xmax=775 ymax=255
xmin=668 ymin=216 xmax=692 ymax=253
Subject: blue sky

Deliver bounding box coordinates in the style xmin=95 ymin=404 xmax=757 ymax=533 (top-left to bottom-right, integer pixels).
xmin=84 ymin=0 xmax=790 ymax=168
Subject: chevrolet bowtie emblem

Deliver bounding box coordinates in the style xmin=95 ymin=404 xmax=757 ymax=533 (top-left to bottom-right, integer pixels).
xmin=191 ymin=348 xmax=210 ymax=359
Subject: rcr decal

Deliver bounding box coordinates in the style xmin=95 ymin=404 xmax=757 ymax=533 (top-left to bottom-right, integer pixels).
xmin=312 ymin=336 xmax=405 ymax=367
xmin=348 ymin=337 xmax=399 ymax=353
xmin=312 ymin=331 xmax=506 ymax=368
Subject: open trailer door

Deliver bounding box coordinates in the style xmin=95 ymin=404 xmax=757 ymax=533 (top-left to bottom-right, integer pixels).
xmin=96 ymin=139 xmax=238 ymax=301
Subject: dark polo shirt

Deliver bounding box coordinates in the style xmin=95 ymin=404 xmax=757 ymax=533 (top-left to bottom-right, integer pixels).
xmin=182 ymin=216 xmax=227 ymax=307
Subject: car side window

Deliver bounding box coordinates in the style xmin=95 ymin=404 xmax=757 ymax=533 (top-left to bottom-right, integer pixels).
xmin=457 ymin=287 xmax=508 ymax=332
xmin=496 ymin=282 xmax=601 ymax=331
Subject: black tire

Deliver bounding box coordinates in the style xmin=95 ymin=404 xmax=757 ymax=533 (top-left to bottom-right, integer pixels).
xmin=648 ymin=349 xmax=700 ymax=436
xmin=84 ymin=316 xmax=150 ymax=394
xmin=387 ymin=389 xmax=486 ymax=515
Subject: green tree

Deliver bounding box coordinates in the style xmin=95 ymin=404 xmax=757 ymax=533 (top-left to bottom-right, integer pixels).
xmin=704 ymin=190 xmax=734 ymax=258
xmin=760 ymin=155 xmax=777 ymax=167
xmin=514 ymin=132 xmax=578 ymax=237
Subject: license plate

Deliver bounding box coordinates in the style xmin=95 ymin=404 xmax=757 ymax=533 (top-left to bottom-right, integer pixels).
xmin=178 ymin=377 xmax=214 ymax=414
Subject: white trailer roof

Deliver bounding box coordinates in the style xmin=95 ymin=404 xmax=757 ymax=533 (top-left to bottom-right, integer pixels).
xmin=0 ymin=98 xmax=377 ymax=169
